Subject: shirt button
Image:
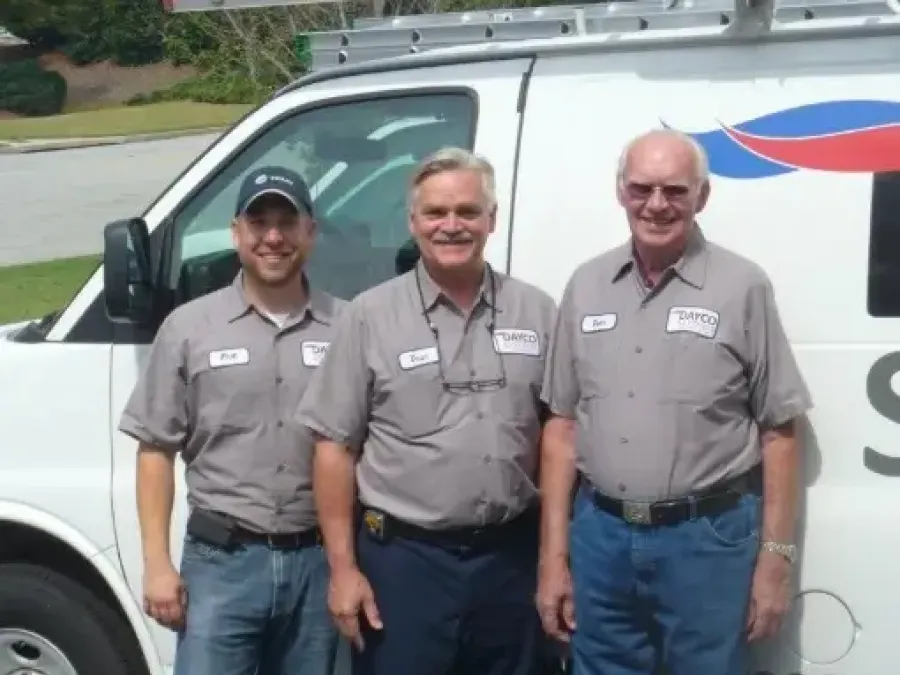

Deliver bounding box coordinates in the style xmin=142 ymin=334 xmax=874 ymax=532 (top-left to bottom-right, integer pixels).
xmin=619 ymin=437 xmax=628 ymax=444
xmin=476 ymin=412 xmax=485 ymax=419
xmin=483 ymin=456 xmax=492 ymax=464
xmin=627 ymin=391 xmax=635 ymax=398
xmin=635 ymin=346 xmax=643 ymax=353
xmin=277 ymin=420 xmax=284 ymax=428
xmin=276 ymin=376 xmax=283 ymax=385
xmin=618 ymin=483 xmax=627 ymax=492
xmin=276 ymin=464 xmax=285 ymax=473
xmin=470 ymin=368 xmax=477 ymax=377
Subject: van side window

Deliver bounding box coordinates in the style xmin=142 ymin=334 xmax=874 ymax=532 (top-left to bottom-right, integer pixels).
xmin=868 ymin=172 xmax=900 ymax=317
xmin=168 ymin=92 xmax=476 ymax=304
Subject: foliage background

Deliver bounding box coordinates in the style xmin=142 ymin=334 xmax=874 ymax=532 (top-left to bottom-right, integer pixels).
xmin=0 ymin=0 xmax=574 ymax=115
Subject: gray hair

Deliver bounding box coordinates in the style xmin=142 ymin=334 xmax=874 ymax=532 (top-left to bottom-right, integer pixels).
xmin=616 ymin=128 xmax=710 ymax=185
xmin=408 ymin=147 xmax=497 ymax=212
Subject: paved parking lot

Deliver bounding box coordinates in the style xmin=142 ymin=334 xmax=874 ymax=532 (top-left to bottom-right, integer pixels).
xmin=0 ymin=134 xmax=219 ymax=266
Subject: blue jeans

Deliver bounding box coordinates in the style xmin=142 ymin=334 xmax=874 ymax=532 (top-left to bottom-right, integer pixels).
xmin=351 ymin=516 xmax=554 ymax=675
xmin=174 ymin=535 xmax=341 ymax=675
xmin=569 ymin=489 xmax=761 ymax=675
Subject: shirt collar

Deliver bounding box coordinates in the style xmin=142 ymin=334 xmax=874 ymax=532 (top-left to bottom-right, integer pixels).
xmin=411 ymin=259 xmax=498 ymax=313
xmin=226 ymin=270 xmax=333 ymax=325
xmin=611 ymin=224 xmax=709 ymax=289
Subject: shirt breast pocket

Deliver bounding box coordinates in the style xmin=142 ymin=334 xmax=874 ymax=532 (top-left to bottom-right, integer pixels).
xmin=495 ymin=353 xmax=544 ymax=426
xmin=191 ymin=361 xmax=265 ymax=429
xmin=658 ymin=333 xmax=744 ymax=405
xmin=381 ymin=368 xmax=446 ymax=439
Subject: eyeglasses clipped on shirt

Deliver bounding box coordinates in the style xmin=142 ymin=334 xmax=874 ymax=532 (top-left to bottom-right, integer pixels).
xmin=413 ymin=263 xmax=508 ymax=394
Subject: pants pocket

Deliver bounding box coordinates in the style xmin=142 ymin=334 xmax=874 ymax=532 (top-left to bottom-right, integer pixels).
xmin=698 ymin=493 xmax=761 ymax=547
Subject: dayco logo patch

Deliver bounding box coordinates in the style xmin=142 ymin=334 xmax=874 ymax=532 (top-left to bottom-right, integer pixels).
xmin=493 ymin=328 xmax=540 ymax=356
xmin=665 ymin=306 xmax=720 ymax=339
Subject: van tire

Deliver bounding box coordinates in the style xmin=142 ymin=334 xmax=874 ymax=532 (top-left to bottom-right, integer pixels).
xmin=0 ymin=562 xmax=147 ymax=675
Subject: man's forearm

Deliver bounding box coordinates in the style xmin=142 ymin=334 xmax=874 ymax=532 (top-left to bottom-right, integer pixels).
xmin=760 ymin=420 xmax=801 ymax=543
xmin=313 ymin=440 xmax=358 ymax=572
xmin=539 ymin=416 xmax=577 ymax=563
xmin=136 ymin=446 xmax=176 ymax=567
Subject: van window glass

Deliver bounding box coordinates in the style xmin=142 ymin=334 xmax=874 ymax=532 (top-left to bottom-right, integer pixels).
xmin=868 ymin=172 xmax=900 ymax=317
xmin=168 ymin=93 xmax=475 ymax=304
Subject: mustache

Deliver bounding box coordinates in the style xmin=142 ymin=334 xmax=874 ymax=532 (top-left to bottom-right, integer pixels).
xmin=431 ymin=233 xmax=474 ymax=244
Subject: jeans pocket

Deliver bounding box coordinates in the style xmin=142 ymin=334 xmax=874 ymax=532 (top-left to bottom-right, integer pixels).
xmin=181 ymin=535 xmax=226 ymax=563
xmin=698 ymin=493 xmax=761 ymax=547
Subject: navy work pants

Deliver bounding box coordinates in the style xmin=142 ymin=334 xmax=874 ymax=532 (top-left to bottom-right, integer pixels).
xmin=568 ymin=488 xmax=761 ymax=675
xmin=351 ymin=513 xmax=555 ymax=675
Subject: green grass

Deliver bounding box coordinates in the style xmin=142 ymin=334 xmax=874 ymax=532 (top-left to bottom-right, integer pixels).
xmin=0 ymin=101 xmax=253 ymax=141
xmin=0 ymin=255 xmax=101 ymax=325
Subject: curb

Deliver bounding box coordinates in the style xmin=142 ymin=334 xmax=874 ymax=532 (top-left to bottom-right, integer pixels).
xmin=0 ymin=127 xmax=225 ymax=155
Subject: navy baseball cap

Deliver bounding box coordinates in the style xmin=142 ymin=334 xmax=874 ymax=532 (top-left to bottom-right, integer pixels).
xmin=235 ymin=166 xmax=314 ymax=217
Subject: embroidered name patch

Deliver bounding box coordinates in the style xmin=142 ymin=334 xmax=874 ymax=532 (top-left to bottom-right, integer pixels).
xmin=581 ymin=314 xmax=617 ymax=333
xmin=665 ymin=306 xmax=719 ymax=339
xmin=398 ymin=346 xmax=439 ymax=370
xmin=493 ymin=329 xmax=540 ymax=356
xmin=209 ymin=348 xmax=250 ymax=369
xmin=301 ymin=341 xmax=330 ymax=367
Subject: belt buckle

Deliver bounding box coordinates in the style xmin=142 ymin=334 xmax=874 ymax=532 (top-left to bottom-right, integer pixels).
xmin=363 ymin=509 xmax=385 ymax=540
xmin=622 ymin=500 xmax=653 ymax=525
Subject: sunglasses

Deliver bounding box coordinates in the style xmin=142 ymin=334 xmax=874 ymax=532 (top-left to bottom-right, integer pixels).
xmin=624 ymin=181 xmax=692 ymax=202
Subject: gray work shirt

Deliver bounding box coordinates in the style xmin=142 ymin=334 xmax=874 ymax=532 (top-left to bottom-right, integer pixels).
xmin=119 ymin=272 xmax=347 ymax=534
xmin=295 ymin=261 xmax=558 ymax=529
xmin=541 ymin=228 xmax=813 ymax=501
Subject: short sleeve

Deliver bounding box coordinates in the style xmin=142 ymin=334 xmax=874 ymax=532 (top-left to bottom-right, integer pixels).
xmin=118 ymin=313 xmax=190 ymax=453
xmin=540 ymin=278 xmax=581 ymax=419
xmin=745 ymin=273 xmax=813 ymax=430
xmin=294 ymin=299 xmax=371 ymax=452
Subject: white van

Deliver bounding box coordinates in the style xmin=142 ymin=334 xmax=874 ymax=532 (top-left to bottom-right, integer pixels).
xmin=1 ymin=0 xmax=898 ymax=672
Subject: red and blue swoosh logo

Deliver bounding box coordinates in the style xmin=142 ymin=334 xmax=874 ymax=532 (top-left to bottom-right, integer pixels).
xmin=677 ymin=100 xmax=900 ymax=179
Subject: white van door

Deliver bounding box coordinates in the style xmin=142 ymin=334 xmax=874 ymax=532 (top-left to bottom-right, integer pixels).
xmin=105 ymin=56 xmax=534 ymax=670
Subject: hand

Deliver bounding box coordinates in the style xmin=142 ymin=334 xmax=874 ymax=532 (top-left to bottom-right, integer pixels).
xmin=143 ymin=561 xmax=187 ymax=631
xmin=536 ymin=555 xmax=577 ymax=642
xmin=747 ymin=550 xmax=792 ymax=642
xmin=329 ymin=566 xmax=382 ymax=650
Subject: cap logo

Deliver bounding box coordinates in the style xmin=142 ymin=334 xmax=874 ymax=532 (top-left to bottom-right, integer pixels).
xmin=255 ymin=174 xmax=268 ymax=185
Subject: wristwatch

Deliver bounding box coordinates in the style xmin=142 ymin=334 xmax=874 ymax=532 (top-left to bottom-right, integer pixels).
xmin=761 ymin=540 xmax=798 ymax=564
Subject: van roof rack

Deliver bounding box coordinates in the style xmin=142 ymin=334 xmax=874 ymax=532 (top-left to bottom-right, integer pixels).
xmin=162 ymin=0 xmax=900 ymax=72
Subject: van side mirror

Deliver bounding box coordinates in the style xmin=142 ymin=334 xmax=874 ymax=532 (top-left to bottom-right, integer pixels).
xmin=103 ymin=218 xmax=155 ymax=325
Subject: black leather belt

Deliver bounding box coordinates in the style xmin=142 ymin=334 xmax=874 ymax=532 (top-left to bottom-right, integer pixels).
xmin=232 ymin=525 xmax=321 ymax=549
xmin=587 ymin=465 xmax=762 ymax=527
xmin=360 ymin=506 xmax=538 ymax=549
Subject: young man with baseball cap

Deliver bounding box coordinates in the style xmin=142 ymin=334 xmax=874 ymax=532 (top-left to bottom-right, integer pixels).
xmin=119 ymin=165 xmax=346 ymax=675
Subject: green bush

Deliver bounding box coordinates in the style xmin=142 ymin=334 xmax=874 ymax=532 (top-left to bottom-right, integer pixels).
xmin=0 ymin=59 xmax=67 ymax=117
xmin=126 ymin=72 xmax=272 ymax=107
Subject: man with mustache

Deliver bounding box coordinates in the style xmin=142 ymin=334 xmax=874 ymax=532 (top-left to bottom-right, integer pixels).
xmin=119 ymin=166 xmax=344 ymax=675
xmin=295 ymin=147 xmax=558 ymax=675
xmin=536 ymin=129 xmax=813 ymax=675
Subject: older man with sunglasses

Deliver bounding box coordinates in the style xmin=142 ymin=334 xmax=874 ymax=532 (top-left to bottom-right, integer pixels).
xmin=294 ymin=147 xmax=559 ymax=675
xmin=537 ymin=129 xmax=813 ymax=675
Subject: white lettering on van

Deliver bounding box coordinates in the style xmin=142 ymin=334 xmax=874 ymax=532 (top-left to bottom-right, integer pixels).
xmin=493 ymin=329 xmax=540 ymax=356
xmin=398 ymin=347 xmax=439 ymax=370
xmin=301 ymin=341 xmax=330 ymax=368
xmin=581 ymin=314 xmax=617 ymax=333
xmin=665 ymin=306 xmax=719 ymax=339
xmin=209 ymin=348 xmax=250 ymax=369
